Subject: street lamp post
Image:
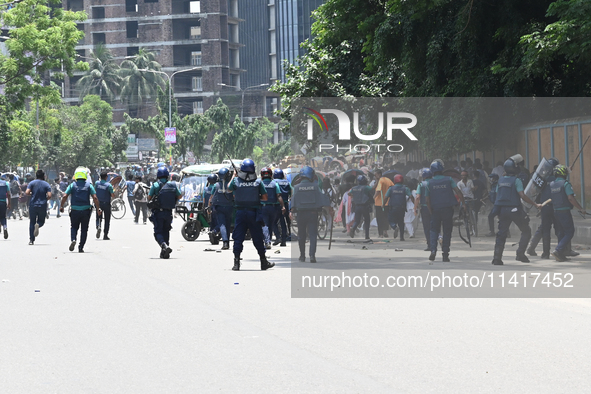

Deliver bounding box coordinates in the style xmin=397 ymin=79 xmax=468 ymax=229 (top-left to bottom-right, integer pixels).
xmin=218 ymin=83 xmax=269 ymax=122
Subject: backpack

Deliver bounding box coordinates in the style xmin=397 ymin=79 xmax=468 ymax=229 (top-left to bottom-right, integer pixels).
xmin=10 ymin=180 xmax=20 ymax=196
xmin=134 ymin=183 xmax=146 ymax=200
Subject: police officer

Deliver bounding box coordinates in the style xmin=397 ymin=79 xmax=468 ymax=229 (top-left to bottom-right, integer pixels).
xmin=290 ymin=166 xmax=331 ymax=263
xmin=348 ymin=175 xmax=373 ymax=240
xmin=95 ymin=170 xmax=115 ymax=240
xmin=60 ymin=168 xmax=101 ymax=253
xmin=550 ymin=165 xmax=585 ymax=262
xmin=414 ymin=168 xmax=432 ymax=251
xmin=526 ymin=158 xmax=559 ymax=259
xmin=228 ymin=158 xmax=274 ymax=271
xmin=272 ymin=168 xmax=291 ymax=246
xmin=386 ymin=174 xmax=414 ymax=241
xmin=485 ymin=173 xmax=499 ymax=237
xmin=491 ymin=159 xmax=541 ymax=265
xmin=209 ymin=167 xmax=234 ymax=250
xmin=204 ymin=173 xmax=217 ymax=233
xmin=0 ymin=176 xmax=11 ymax=239
xmin=260 ymin=167 xmax=286 ymax=249
xmin=148 ymin=167 xmax=181 ymax=259
xmin=425 ymin=160 xmax=465 ymax=262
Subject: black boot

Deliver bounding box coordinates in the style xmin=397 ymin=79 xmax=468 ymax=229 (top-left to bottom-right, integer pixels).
xmin=222 ymin=241 xmax=229 ymax=250
xmin=515 ymin=254 xmax=530 ymax=263
xmin=261 ymin=256 xmax=275 ymax=270
xmin=428 ymin=252 xmax=436 ymax=261
xmin=160 ymin=242 xmax=172 ymax=259
xmin=442 ymin=253 xmax=450 ymax=262
xmin=526 ymin=247 xmax=537 ymax=256
xmin=492 ymin=245 xmax=504 ymax=265
xmin=232 ymin=258 xmax=241 ymax=271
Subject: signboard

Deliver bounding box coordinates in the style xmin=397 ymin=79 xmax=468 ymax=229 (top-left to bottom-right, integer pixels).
xmin=127 ymin=134 xmax=136 ymax=144
xmin=164 ymin=127 xmax=177 ymax=144
xmin=126 ymin=145 xmax=139 ymax=160
xmin=138 ymin=138 xmax=158 ymax=151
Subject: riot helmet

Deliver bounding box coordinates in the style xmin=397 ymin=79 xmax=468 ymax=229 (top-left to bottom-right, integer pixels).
xmin=241 ymin=159 xmax=256 ymax=173
xmin=357 ymin=175 xmax=368 ymax=185
xmin=157 ymin=167 xmax=170 ymax=179
xmin=553 ymin=165 xmax=569 ymax=178
xmin=299 ymin=166 xmax=315 ymax=181
xmin=503 ymin=159 xmax=518 ymax=175
xmin=421 ymin=168 xmax=432 ymax=179
xmin=273 ymin=168 xmax=284 ymax=179
xmin=260 ymin=167 xmax=273 ymax=179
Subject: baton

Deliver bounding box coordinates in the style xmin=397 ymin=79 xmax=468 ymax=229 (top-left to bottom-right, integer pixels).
xmin=570 ymin=135 xmax=590 ymax=171
xmin=540 ymin=199 xmax=552 ymax=207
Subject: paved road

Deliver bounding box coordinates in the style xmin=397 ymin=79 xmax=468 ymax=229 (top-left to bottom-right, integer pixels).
xmin=1 ymin=210 xmax=591 ymax=393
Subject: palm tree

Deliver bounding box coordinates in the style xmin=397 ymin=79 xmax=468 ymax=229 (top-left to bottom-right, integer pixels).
xmin=76 ymin=43 xmax=122 ymax=103
xmin=119 ymin=49 xmax=165 ymax=118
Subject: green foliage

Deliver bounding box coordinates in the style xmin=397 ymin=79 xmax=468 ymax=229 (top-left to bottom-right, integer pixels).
xmin=272 ymin=0 xmax=591 ymax=158
xmin=268 ymin=138 xmax=293 ymax=164
xmin=119 ymin=48 xmax=165 ymax=117
xmin=76 ymin=43 xmax=122 ymax=103
xmin=0 ymin=0 xmax=86 ymax=152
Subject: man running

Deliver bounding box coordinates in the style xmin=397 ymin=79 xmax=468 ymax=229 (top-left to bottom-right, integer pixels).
xmin=25 ymin=170 xmax=52 ymax=245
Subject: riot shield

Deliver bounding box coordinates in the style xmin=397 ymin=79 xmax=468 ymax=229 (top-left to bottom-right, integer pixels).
xmin=522 ymin=157 xmax=554 ymax=211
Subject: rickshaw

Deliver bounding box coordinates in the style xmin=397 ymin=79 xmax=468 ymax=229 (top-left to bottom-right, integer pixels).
xmin=175 ymin=164 xmax=228 ymax=243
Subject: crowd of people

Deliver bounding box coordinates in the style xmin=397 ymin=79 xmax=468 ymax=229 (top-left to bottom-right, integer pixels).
xmin=0 ymin=152 xmax=586 ymax=267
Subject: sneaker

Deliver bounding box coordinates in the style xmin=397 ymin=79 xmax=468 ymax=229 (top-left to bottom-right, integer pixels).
xmin=34 ymin=223 xmax=39 ymax=238
xmin=566 ymin=250 xmax=580 ymax=257
xmin=310 ymin=256 xmax=317 ymax=263
xmin=29 ymin=241 xmax=34 ymax=245
xmin=552 ymin=250 xmax=568 ymax=262
xmin=56 ymin=214 xmax=61 ymax=218
xmin=299 ymin=256 xmax=306 ymax=262
xmin=3 ymin=228 xmax=7 ymax=239
xmin=103 ymin=235 xmax=110 ymax=240
xmin=272 ymin=239 xmax=281 ymax=246
xmin=69 ymin=241 xmax=76 ymax=251
xmin=78 ymin=247 xmax=84 ymax=253
xmin=429 ymin=252 xmax=436 ymax=261
xmin=492 ymin=259 xmax=504 ymax=265
xmin=393 ymin=227 xmax=399 ymax=239
xmin=515 ymin=254 xmax=530 ymax=263
xmin=96 ymin=227 xmax=101 ymax=239
xmin=541 ymin=253 xmax=550 ymax=259
xmin=265 ymin=243 xmax=272 ymax=250
xmin=280 ymin=242 xmax=287 ymax=247
xmin=526 ymin=248 xmax=537 ymax=257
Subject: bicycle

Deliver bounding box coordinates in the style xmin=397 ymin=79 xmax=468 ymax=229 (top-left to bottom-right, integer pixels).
xmin=291 ymin=207 xmax=331 ymax=240
xmin=110 ymin=198 xmax=126 ymax=219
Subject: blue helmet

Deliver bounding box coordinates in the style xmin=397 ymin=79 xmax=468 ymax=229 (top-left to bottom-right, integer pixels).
xmin=241 ymin=158 xmax=255 ymax=173
xmin=548 ymin=157 xmax=559 ymax=167
xmin=421 ymin=168 xmax=432 ymax=179
xmin=273 ymin=168 xmax=284 ymax=179
xmin=357 ymin=175 xmax=367 ymax=185
xmin=503 ymin=159 xmax=518 ymax=175
xmin=299 ymin=166 xmax=315 ymax=181
xmin=218 ymin=167 xmax=230 ymax=181
xmin=157 ymin=167 xmax=169 ymax=179
xmin=430 ymin=160 xmax=444 ymax=173
xmin=207 ymin=174 xmax=218 ymax=184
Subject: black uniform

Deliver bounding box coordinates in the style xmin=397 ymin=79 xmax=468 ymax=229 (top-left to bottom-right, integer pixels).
xmin=291 ymin=179 xmax=330 ymax=261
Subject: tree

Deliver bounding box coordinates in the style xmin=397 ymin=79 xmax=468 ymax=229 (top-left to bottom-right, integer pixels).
xmin=76 ymin=43 xmax=122 ymax=103
xmin=268 ymin=139 xmax=293 ymax=164
xmin=119 ymin=48 xmax=164 ymax=118
xmin=0 ymin=0 xmax=86 ymax=152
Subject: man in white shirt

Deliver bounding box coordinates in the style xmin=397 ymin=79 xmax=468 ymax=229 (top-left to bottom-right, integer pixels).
xmin=457 ymin=171 xmax=474 ymax=199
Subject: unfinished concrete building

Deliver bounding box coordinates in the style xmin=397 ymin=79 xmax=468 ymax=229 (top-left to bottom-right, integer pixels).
xmin=63 ymin=0 xmax=243 ymax=122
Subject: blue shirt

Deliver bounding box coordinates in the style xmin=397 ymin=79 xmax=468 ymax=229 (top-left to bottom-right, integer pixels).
xmin=65 ymin=182 xmax=97 ymax=210
xmin=126 ymin=180 xmax=136 ymax=197
xmin=553 ymin=177 xmax=575 ymax=211
xmin=27 ymin=179 xmax=51 ymax=207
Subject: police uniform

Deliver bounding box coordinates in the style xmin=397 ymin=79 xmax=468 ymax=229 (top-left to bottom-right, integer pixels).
xmin=291 ymin=178 xmax=330 ymax=262
xmin=211 ymin=179 xmax=234 ymax=246
xmin=261 ymin=178 xmax=282 ymax=247
xmin=348 ymin=185 xmax=373 ymax=239
xmin=425 ymin=175 xmax=458 ymax=260
xmin=149 ymin=179 xmax=181 ymax=257
xmin=203 ymin=182 xmax=216 ymax=230
xmin=527 ymin=175 xmax=557 ymax=258
xmin=95 ymin=179 xmax=114 ymax=239
xmin=386 ymin=183 xmax=411 ymax=241
xmin=492 ymin=175 xmax=531 ymax=263
xmin=416 ymin=180 xmax=431 ymax=249
xmin=550 ymin=177 xmax=576 ymax=258
xmin=65 ymin=180 xmax=97 ymax=252
xmin=487 ymin=179 xmax=499 ymax=235
xmin=228 ymin=176 xmax=271 ymax=270
xmin=0 ymin=180 xmax=9 ymax=238
xmin=274 ymin=177 xmax=292 ymax=245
